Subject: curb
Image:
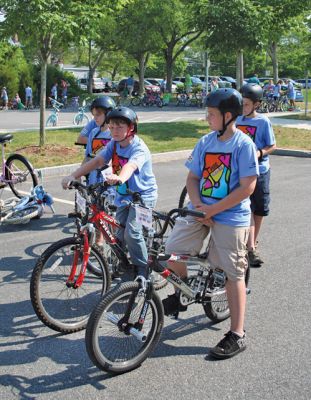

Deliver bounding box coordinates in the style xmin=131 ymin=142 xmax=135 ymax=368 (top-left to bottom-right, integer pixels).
xmin=36 ymin=148 xmax=310 ymax=178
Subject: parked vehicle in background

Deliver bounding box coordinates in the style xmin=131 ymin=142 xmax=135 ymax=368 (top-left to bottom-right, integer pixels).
xmin=296 ymin=79 xmax=311 ymax=89
xmin=173 ymin=76 xmax=203 ymax=87
xmin=77 ymin=78 xmax=105 ymax=93
xmin=194 ymin=76 xmax=232 ymax=89
xmin=117 ymin=79 xmax=160 ymax=96
xmin=146 ymin=78 xmax=178 ymax=93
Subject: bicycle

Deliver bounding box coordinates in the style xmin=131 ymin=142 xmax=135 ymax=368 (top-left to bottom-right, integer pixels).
xmin=85 ymin=207 xmax=251 ymax=374
xmin=0 ymin=185 xmax=54 ymax=225
xmin=73 ymin=98 xmax=90 ymax=125
xmin=46 ymin=98 xmax=63 ymax=127
xmin=30 ymin=181 xmax=172 ymax=334
xmin=176 ymin=92 xmax=191 ymax=107
xmin=139 ymin=91 xmax=163 ymax=108
xmin=0 ymin=133 xmax=38 ymax=197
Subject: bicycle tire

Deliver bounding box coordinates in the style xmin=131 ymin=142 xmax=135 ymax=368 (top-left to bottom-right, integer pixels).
xmin=46 ymin=115 xmax=57 ymax=127
xmin=2 ymin=204 xmax=42 ymax=224
xmin=85 ymin=281 xmax=163 ymax=374
xmin=5 ymin=153 xmax=38 ymax=198
xmin=203 ymin=259 xmax=250 ymax=323
xmin=30 ymin=237 xmax=111 ymax=333
xmin=178 ymin=185 xmax=189 ymax=209
xmin=150 ymin=211 xmax=174 ymax=290
xmin=156 ymin=99 xmax=163 ymax=108
xmin=131 ymin=97 xmax=141 ymax=106
xmin=0 ymin=197 xmax=18 ymax=216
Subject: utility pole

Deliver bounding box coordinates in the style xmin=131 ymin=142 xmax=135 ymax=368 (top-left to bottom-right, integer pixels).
xmin=204 ymin=51 xmax=210 ymax=94
xmin=305 ymin=70 xmax=309 ymax=117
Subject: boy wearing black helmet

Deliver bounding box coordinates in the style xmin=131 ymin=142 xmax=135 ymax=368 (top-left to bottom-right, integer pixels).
xmin=163 ymin=88 xmax=258 ymax=359
xmin=76 ymin=96 xmax=116 ymax=145
xmin=236 ymin=84 xmax=276 ymax=267
xmin=62 ymin=107 xmax=157 ymax=278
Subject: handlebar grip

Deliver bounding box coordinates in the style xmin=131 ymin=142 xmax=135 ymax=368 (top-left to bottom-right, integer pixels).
xmin=180 ymin=209 xmax=205 ymax=218
xmin=74 ymin=142 xmax=87 ymax=148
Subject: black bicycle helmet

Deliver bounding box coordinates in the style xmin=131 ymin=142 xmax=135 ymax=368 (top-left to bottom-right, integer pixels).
xmin=204 ymin=88 xmax=243 ymax=117
xmin=106 ymin=107 xmax=138 ymax=133
xmin=90 ymin=96 xmax=116 ymax=112
xmin=240 ymin=83 xmax=263 ymax=102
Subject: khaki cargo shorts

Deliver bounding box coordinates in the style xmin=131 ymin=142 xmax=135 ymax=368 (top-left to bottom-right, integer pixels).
xmin=165 ymin=216 xmax=249 ymax=281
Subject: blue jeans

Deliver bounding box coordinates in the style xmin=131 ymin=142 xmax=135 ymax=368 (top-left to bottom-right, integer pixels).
xmin=116 ymin=199 xmax=156 ymax=276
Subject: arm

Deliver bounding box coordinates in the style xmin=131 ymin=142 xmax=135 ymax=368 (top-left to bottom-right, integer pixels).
xmin=76 ymin=134 xmax=88 ymax=145
xmin=186 ymin=171 xmax=202 ymax=208
xmin=257 ymin=143 xmax=276 ymax=159
xmin=61 ymin=155 xmax=106 ymax=189
xmin=196 ymin=175 xmax=257 ymax=221
xmin=106 ymin=162 xmax=138 ymax=185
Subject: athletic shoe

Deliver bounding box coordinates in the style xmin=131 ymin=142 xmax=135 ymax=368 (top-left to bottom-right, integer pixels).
xmin=209 ymin=331 xmax=246 ymax=359
xmin=248 ymin=249 xmax=264 ymax=267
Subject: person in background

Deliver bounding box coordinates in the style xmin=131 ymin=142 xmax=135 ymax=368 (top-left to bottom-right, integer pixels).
xmin=25 ymin=84 xmax=33 ymax=109
xmin=248 ymin=74 xmax=260 ymax=85
xmin=50 ymin=83 xmax=58 ymax=101
xmin=60 ymin=79 xmax=69 ymax=107
xmin=286 ymin=79 xmax=296 ymax=110
xmin=211 ymin=78 xmax=219 ymax=92
xmin=1 ymin=87 xmax=8 ymax=110
xmin=126 ymin=75 xmax=134 ymax=97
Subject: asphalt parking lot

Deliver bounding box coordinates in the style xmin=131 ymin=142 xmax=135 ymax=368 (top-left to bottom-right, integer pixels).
xmin=0 ymin=156 xmax=310 ymax=400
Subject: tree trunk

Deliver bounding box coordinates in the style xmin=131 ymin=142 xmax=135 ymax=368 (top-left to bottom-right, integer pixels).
xmin=236 ymin=49 xmax=244 ymax=90
xmin=138 ymin=54 xmax=145 ymax=95
xmin=164 ymin=43 xmax=175 ymax=93
xmin=39 ymin=60 xmax=47 ymax=147
xmin=269 ymin=41 xmax=278 ymax=83
xmin=88 ymin=40 xmax=93 ymax=94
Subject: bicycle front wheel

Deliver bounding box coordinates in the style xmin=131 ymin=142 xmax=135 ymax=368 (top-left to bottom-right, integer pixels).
xmin=2 ymin=205 xmax=42 ymax=224
xmin=86 ymin=282 xmax=163 ymax=374
xmin=203 ymin=260 xmax=250 ymax=322
xmin=46 ymin=115 xmax=57 ymax=127
xmin=131 ymin=97 xmax=141 ymax=106
xmin=30 ymin=237 xmax=111 ymax=333
xmin=5 ymin=153 xmax=38 ymax=197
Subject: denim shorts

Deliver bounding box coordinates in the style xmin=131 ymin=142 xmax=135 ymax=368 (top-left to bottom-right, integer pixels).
xmin=250 ymin=169 xmax=271 ymax=216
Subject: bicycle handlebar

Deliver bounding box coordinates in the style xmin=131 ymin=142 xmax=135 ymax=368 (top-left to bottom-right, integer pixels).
xmin=154 ymin=208 xmax=205 ymax=239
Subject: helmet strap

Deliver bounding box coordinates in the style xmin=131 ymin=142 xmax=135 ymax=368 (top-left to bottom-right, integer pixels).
xmin=217 ymin=114 xmax=235 ymax=137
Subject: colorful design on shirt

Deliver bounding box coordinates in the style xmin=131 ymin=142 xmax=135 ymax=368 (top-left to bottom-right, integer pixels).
xmin=112 ymin=150 xmax=129 ymax=195
xmin=92 ymin=137 xmax=111 ymax=154
xmin=236 ymin=124 xmax=257 ymax=142
xmin=201 ymin=152 xmax=232 ymax=200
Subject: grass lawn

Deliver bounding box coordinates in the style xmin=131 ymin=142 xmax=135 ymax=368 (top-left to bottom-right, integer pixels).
xmin=4 ymin=120 xmax=311 ymax=169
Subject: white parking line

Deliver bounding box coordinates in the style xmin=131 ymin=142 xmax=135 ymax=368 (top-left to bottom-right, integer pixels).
xmin=167 ymin=117 xmax=181 ymax=122
xmin=3 ymin=187 xmax=74 ymax=205
xmin=140 ymin=116 xmax=162 ymax=122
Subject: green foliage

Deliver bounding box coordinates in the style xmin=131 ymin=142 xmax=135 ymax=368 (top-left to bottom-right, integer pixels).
xmin=0 ymin=41 xmax=33 ymax=100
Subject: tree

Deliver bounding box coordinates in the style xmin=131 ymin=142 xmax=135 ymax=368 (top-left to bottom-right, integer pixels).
xmin=155 ymin=0 xmax=203 ymax=92
xmin=0 ymin=1 xmax=117 ymax=146
xmin=198 ymin=0 xmax=267 ymax=89
xmin=260 ymin=0 xmax=311 ymax=82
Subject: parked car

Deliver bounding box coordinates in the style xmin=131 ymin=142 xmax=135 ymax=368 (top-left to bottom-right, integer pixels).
xmin=194 ymin=76 xmax=232 ymax=89
xmin=220 ymin=76 xmax=248 ymax=89
xmin=117 ymin=79 xmax=160 ymax=95
xmin=77 ymin=77 xmax=105 ymax=93
xmin=146 ymin=78 xmax=178 ymax=93
xmin=173 ymin=76 xmax=204 ymax=87
xmin=296 ymin=79 xmax=311 ymax=89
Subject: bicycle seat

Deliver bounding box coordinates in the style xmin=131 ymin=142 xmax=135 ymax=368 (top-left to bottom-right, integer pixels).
xmin=0 ymin=133 xmax=13 ymax=143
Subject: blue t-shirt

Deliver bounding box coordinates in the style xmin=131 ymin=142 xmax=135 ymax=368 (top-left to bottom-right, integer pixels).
xmin=127 ymin=77 xmax=134 ymax=86
xmin=236 ymin=114 xmax=276 ymax=174
xmin=287 ymin=82 xmax=296 ymax=98
xmin=185 ymin=130 xmax=258 ymax=227
xmin=99 ymin=136 xmax=158 ymax=207
xmin=80 ymin=119 xmax=98 ymax=138
xmin=86 ymin=127 xmax=111 ymax=185
xmin=273 ymin=84 xmax=281 ymax=97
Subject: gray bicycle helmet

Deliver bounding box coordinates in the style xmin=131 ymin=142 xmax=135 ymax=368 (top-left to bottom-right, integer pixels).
xmin=204 ymin=88 xmax=243 ymax=136
xmin=90 ymin=96 xmax=116 ymax=112
xmin=240 ymin=83 xmax=263 ymax=103
xmin=106 ymin=107 xmax=138 ymax=133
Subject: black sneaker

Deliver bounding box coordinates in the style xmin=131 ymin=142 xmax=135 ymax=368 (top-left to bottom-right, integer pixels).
xmin=162 ymin=293 xmax=187 ymax=316
xmin=209 ymin=331 xmax=246 ymax=359
xmin=248 ymin=249 xmax=264 ymax=267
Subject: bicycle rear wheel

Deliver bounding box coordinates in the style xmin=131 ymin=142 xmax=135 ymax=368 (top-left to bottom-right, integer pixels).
xmin=46 ymin=115 xmax=57 ymax=127
xmin=203 ymin=260 xmax=250 ymax=322
xmin=5 ymin=153 xmax=38 ymax=197
xmin=85 ymin=281 xmax=163 ymax=374
xmin=30 ymin=237 xmax=111 ymax=333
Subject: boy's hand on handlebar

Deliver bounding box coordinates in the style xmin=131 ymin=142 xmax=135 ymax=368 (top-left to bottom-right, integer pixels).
xmin=195 ymin=204 xmax=215 ymax=226
xmin=61 ymin=175 xmax=75 ymax=190
xmin=106 ymin=174 xmax=122 ymax=185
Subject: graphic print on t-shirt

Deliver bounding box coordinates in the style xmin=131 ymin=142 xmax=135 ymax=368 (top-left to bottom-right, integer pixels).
xmin=236 ymin=124 xmax=257 ymax=142
xmin=92 ymin=137 xmax=111 ymax=154
xmin=201 ymin=152 xmax=232 ymax=200
xmin=112 ymin=150 xmax=129 ymax=195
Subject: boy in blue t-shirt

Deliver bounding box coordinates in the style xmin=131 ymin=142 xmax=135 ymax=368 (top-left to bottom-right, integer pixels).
xmin=163 ymin=88 xmax=258 ymax=359
xmin=62 ymin=107 xmax=158 ymax=278
xmin=237 ymin=84 xmax=276 ymax=266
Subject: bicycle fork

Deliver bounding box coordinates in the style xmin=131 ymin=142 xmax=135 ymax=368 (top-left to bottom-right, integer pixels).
xmin=66 ymin=224 xmax=95 ymax=288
